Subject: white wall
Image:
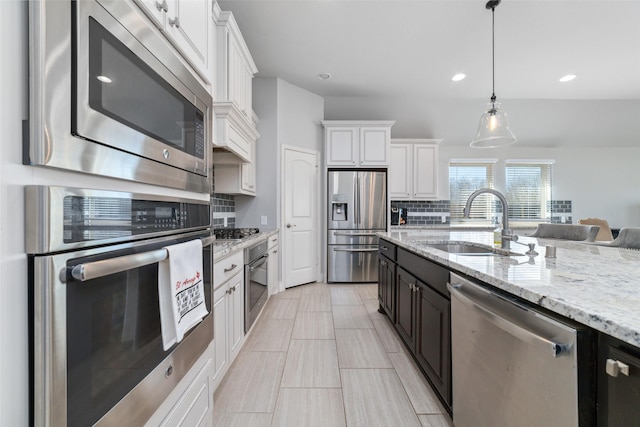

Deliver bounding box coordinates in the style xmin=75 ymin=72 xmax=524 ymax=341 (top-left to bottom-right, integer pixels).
xmin=235 ymin=78 xmax=324 ymax=228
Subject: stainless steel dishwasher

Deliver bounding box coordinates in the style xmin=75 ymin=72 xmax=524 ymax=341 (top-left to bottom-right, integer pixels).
xmin=448 ymin=273 xmax=595 ymax=427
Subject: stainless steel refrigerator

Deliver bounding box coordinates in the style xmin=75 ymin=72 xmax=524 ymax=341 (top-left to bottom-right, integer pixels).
xmin=327 ymin=170 xmax=387 ymax=283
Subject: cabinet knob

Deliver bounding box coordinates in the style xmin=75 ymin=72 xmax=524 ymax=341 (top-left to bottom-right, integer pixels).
xmin=606 ymin=359 xmax=630 ymax=377
xmin=168 ymin=16 xmax=180 ymax=28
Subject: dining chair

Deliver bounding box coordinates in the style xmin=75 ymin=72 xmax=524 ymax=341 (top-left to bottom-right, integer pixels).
xmin=527 ymin=223 xmax=600 ymax=242
xmin=578 ymin=218 xmax=614 ymax=241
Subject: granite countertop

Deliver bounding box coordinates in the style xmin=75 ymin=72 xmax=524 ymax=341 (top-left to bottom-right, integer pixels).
xmin=380 ymin=229 xmax=640 ymax=348
xmin=213 ymin=229 xmax=279 ymax=261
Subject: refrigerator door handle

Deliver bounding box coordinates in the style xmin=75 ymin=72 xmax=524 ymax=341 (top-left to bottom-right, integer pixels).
xmin=333 ymin=232 xmax=378 ymax=237
xmin=354 ymin=174 xmax=359 ymax=228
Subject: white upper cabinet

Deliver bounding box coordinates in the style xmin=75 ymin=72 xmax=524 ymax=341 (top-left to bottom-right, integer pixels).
xmin=322 ymin=121 xmax=395 ymax=167
xmin=135 ymin=0 xmax=212 ymax=81
xmin=389 ymin=139 xmax=442 ymax=200
xmin=211 ymin=3 xmax=259 ymax=162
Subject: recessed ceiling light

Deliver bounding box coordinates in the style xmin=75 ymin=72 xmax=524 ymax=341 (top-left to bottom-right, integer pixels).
xmin=317 ymin=73 xmax=331 ymax=80
xmin=451 ymin=73 xmax=466 ymax=82
xmin=559 ymin=74 xmax=577 ymax=82
xmin=97 ymin=75 xmax=112 ymax=83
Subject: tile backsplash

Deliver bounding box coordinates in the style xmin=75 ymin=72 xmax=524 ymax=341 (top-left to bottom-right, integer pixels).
xmin=391 ymin=199 xmax=573 ymax=226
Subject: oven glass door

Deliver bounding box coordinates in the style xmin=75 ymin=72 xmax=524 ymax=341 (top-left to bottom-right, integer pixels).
xmin=246 ymin=255 xmax=268 ymax=332
xmin=74 ymin=2 xmax=207 ymax=174
xmin=64 ymin=235 xmax=211 ymax=427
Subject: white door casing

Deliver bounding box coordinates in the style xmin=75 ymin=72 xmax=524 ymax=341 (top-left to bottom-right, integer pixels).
xmin=282 ymin=146 xmax=319 ymax=288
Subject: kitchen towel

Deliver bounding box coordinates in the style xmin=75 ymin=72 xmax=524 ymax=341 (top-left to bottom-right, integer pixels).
xmin=158 ymin=239 xmax=209 ymax=351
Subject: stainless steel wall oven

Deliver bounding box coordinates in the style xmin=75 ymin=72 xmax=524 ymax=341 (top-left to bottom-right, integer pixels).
xmin=244 ymin=240 xmax=269 ymax=333
xmin=26 ymin=186 xmax=213 ymax=426
xmin=28 ymin=0 xmax=211 ymax=193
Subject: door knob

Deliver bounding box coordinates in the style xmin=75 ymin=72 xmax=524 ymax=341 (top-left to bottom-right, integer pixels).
xmin=286 ymin=223 xmax=296 ymax=228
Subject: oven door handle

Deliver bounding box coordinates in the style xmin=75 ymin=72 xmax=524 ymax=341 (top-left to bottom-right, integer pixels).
xmin=332 ymin=248 xmax=378 ymax=253
xmin=69 ymin=235 xmax=216 ymax=282
xmin=249 ymin=254 xmax=269 ymax=271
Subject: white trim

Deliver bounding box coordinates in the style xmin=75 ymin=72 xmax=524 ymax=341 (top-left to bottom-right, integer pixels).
xmin=450 ymin=158 xmax=499 ymax=164
xmin=505 ymin=159 xmax=556 ymax=164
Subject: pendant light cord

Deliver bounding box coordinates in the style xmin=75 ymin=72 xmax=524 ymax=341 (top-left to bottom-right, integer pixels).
xmin=491 ymin=4 xmax=496 ymax=103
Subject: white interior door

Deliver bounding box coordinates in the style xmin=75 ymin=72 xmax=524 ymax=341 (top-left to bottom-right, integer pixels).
xmin=283 ymin=146 xmax=319 ymax=288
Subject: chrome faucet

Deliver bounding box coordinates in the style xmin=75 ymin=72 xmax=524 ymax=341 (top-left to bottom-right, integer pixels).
xmin=464 ymin=188 xmax=513 ymax=250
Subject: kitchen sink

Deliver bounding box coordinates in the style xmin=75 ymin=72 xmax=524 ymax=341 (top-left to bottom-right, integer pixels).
xmin=422 ymin=242 xmax=520 ymax=256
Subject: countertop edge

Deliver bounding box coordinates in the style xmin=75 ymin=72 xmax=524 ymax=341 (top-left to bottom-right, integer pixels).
xmin=213 ymin=229 xmax=279 ymax=261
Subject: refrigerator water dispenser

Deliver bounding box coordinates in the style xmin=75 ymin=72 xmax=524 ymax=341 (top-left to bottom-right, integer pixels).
xmin=331 ymin=201 xmax=348 ymax=221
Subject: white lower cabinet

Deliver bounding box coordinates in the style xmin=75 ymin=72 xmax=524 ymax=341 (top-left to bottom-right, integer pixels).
xmin=212 ymin=251 xmax=245 ymax=391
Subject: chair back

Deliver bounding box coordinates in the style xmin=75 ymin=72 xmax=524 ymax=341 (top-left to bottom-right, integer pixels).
xmin=527 ymin=223 xmax=600 ymax=242
xmin=607 ymin=227 xmax=640 ymax=249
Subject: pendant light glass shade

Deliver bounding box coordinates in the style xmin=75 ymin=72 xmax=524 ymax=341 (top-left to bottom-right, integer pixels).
xmin=470 ymin=100 xmax=517 ymax=148
xmin=470 ymin=0 xmax=516 ymax=148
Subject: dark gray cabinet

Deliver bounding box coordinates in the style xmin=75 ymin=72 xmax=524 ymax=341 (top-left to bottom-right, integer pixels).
xmin=598 ymin=336 xmax=640 ymax=426
xmin=378 ymin=239 xmax=397 ymax=322
xmin=391 ymin=247 xmax=452 ymax=411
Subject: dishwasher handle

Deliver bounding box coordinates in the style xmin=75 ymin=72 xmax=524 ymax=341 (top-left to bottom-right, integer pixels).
xmin=448 ymin=282 xmax=569 ymax=358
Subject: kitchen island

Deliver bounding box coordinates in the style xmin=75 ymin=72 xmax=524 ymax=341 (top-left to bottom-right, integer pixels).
xmin=380 ymin=229 xmax=640 ymax=347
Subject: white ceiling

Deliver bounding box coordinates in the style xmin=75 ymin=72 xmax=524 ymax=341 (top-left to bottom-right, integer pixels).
xmin=218 ymin=0 xmax=640 ymax=101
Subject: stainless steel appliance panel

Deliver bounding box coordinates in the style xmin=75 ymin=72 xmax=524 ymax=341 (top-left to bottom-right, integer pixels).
xmin=357 ymin=171 xmax=387 ymax=230
xmin=327 ymin=245 xmax=379 ymax=283
xmin=244 ymin=241 xmax=269 ymax=332
xmin=328 ymin=170 xmax=357 ymax=230
xmin=328 ymin=230 xmax=380 ymax=246
xmin=448 ymin=273 xmax=581 ymax=427
xmin=28 ymin=0 xmax=211 ymax=192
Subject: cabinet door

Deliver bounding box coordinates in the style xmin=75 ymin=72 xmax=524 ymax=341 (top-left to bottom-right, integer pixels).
xmin=227 ymin=35 xmax=245 ymax=110
xmin=135 ymin=0 xmax=166 ymax=27
xmin=395 ymin=267 xmax=417 ymax=350
xmin=383 ymin=259 xmax=396 ymax=323
xmin=267 ymin=245 xmax=279 ymax=293
xmin=240 ymin=141 xmax=256 ymax=194
xmin=359 ymin=127 xmax=390 ymax=166
xmin=389 ymin=144 xmax=412 ymax=199
xmin=212 ymin=284 xmax=228 ymax=390
xmin=160 ymin=359 xmax=213 ymax=427
xmin=165 ymin=0 xmax=211 ymax=79
xmin=412 ymin=144 xmax=438 ymax=199
xmin=416 ymin=281 xmax=451 ymax=406
xmin=602 ymin=346 xmax=640 ymax=426
xmin=326 ymin=127 xmax=358 ymax=166
xmin=228 ymin=272 xmax=245 ymax=362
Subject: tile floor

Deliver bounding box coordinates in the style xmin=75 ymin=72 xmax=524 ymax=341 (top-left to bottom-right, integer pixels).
xmin=213 ymin=282 xmax=454 ymax=427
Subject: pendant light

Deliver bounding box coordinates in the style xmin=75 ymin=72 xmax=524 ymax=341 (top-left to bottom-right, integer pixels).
xmin=471 ymin=0 xmax=517 ymax=148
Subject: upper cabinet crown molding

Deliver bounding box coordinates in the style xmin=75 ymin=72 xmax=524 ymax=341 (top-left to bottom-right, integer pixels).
xmin=211 ymin=2 xmax=259 ymax=163
xmin=322 ymin=120 xmax=395 ymax=167
xmin=389 ymin=138 xmax=442 ymax=200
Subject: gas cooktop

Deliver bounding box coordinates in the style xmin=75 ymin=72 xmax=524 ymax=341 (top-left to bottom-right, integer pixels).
xmin=213 ymin=228 xmax=260 ymax=241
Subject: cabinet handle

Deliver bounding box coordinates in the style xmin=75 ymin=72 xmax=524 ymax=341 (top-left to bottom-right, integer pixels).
xmin=381 ymin=246 xmax=388 ymax=250
xmin=155 ymin=0 xmax=168 ymax=12
xmin=606 ymin=359 xmax=630 ymax=377
xmin=224 ymin=264 xmax=238 ymax=273
xmin=168 ymin=16 xmax=180 ymax=28
xmin=226 ymin=288 xmax=232 ymax=295
xmin=272 ymin=250 xmax=278 ymax=254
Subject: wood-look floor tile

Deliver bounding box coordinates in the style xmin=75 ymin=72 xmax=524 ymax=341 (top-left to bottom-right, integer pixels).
xmin=372 ymin=317 xmax=404 ymax=353
xmin=243 ymin=319 xmax=294 ymax=352
xmin=332 ymin=305 xmax=374 ymax=329
xmin=362 ymin=297 xmax=387 ymax=320
xmin=335 ymin=329 xmax=392 ymax=368
xmin=214 ymin=351 xmax=286 ymax=413
xmin=341 ymin=369 xmax=421 ymax=427
xmin=272 ymin=285 xmax=303 ymax=299
xmin=418 ymin=414 xmax=455 ymax=427
xmin=213 ymin=412 xmax=273 ymax=427
xmin=264 ymin=298 xmax=299 ymax=320
xmin=329 ymin=286 xmax=363 ymax=305
xmin=298 ymin=293 xmax=332 ymax=312
xmin=388 ymin=351 xmax=448 ymax=414
xmin=356 ymin=284 xmax=378 ymax=300
xmin=301 ymin=282 xmax=330 ymax=295
xmin=291 ymin=312 xmax=335 ymax=339
xmin=281 ymin=340 xmax=340 ymax=388
xmin=270 ymin=388 xmax=346 ymax=427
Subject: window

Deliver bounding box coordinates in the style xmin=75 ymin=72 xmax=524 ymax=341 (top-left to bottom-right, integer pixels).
xmin=449 ymin=160 xmax=496 ymax=220
xmin=506 ymin=161 xmax=553 ymax=222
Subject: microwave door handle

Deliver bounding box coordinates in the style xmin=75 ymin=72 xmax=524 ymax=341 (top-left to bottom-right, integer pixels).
xmin=69 ymin=236 xmax=214 ymax=282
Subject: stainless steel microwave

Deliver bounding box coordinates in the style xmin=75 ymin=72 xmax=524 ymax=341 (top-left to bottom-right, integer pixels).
xmin=28 ymin=0 xmax=212 ymax=193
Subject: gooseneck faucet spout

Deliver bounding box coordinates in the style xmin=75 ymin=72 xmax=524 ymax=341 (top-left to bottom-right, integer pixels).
xmin=464 ymin=188 xmax=512 ymax=249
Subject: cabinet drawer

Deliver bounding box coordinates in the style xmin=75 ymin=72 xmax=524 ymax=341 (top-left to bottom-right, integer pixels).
xmin=268 ymin=234 xmax=279 ymax=250
xmin=214 ymin=251 xmax=243 ymax=288
xmin=379 ymin=239 xmax=397 ymax=261
xmin=397 ymin=248 xmax=449 ymax=297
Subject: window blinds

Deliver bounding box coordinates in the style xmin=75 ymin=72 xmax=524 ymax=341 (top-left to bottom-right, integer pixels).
xmin=449 ymin=162 xmax=496 ymax=220
xmin=505 ymin=163 xmax=553 ymax=221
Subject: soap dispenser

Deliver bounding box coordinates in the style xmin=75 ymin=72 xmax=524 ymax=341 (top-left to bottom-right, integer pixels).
xmin=493 ymin=217 xmax=502 ymax=246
